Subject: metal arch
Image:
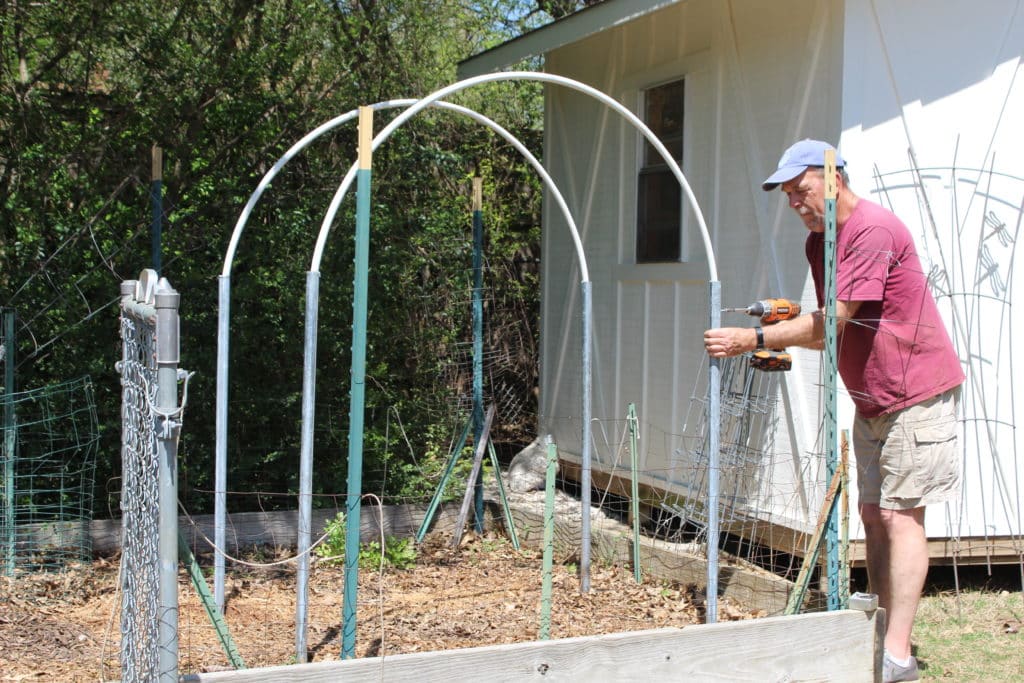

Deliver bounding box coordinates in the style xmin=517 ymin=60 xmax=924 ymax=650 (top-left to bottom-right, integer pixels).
xmin=310 ymin=72 xmax=717 ymax=281
xmin=220 ymin=98 xmax=588 ymax=278
xmin=292 ymin=99 xmax=586 ymax=659
xmin=217 ymin=97 xmax=591 ymax=656
xmin=218 ymin=71 xmax=723 ymax=633
xmin=307 ymin=72 xmax=720 ymax=613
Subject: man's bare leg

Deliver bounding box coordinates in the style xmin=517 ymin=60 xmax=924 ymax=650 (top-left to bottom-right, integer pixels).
xmin=860 ymin=503 xmax=889 ymax=610
xmin=861 ymin=503 xmax=928 ymax=660
xmin=880 ymin=507 xmax=928 ymax=658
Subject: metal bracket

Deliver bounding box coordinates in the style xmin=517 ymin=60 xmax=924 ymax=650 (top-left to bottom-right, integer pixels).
xmin=848 ymin=591 xmax=879 ymax=612
xmin=155 ymin=414 xmax=183 ymax=440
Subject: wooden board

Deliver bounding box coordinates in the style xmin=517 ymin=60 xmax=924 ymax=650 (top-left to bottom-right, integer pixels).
xmin=181 ymin=608 xmax=883 ymax=682
xmin=89 ymin=503 xmax=473 ymax=556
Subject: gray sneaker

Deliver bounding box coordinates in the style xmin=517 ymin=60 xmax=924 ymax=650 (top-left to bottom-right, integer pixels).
xmin=883 ymin=652 xmax=920 ymax=682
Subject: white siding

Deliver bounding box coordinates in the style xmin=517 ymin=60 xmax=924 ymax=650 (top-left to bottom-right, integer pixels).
xmin=841 ymin=0 xmax=1024 ymax=540
xmin=538 ymin=0 xmax=1024 ymax=547
xmin=540 ymin=0 xmax=844 ymax=534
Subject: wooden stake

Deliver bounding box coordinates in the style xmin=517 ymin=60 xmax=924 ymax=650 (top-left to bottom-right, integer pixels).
xmin=452 ymin=404 xmax=496 ymax=548
xmin=785 ymin=465 xmax=843 ymax=614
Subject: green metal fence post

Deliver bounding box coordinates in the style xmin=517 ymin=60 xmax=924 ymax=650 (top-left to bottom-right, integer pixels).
xmin=823 ymin=150 xmax=841 ymax=610
xmin=540 ymin=438 xmax=557 ymax=639
xmin=342 ymin=106 xmax=374 ymax=659
xmin=416 ymin=419 xmax=472 ymax=543
xmin=178 ymin=534 xmax=245 ymax=669
xmin=488 ymin=441 xmax=520 ymax=550
xmin=628 ymin=403 xmax=641 ymax=583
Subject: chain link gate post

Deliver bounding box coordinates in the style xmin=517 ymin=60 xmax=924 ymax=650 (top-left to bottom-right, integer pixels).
xmin=118 ymin=270 xmax=184 ymax=683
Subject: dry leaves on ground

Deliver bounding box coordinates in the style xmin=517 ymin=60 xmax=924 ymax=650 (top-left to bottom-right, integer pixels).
xmin=0 ymin=534 xmax=761 ymax=681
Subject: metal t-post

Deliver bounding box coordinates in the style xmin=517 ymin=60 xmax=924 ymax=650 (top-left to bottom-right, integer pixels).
xmin=2 ymin=308 xmax=15 ymax=577
xmin=823 ymin=151 xmax=840 ymax=609
xmin=155 ymin=279 xmax=181 ymax=682
xmin=342 ymin=106 xmax=373 ymax=659
xmin=151 ymin=146 xmax=163 ymax=275
xmin=539 ymin=437 xmax=557 ymax=639
xmin=628 ymin=403 xmax=641 ymax=584
xmin=472 ymin=178 xmax=485 ymax=532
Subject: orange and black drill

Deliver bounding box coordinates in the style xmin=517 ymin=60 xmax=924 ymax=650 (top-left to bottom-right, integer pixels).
xmin=722 ymin=298 xmax=802 ymax=371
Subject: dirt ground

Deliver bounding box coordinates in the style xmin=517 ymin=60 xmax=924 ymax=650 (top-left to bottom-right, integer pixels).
xmin=0 ymin=533 xmax=762 ymax=681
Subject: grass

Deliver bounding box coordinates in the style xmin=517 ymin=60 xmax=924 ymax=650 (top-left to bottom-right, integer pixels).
xmin=910 ymin=566 xmax=1024 ymax=681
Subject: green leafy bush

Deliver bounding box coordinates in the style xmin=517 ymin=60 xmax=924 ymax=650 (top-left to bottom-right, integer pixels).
xmin=315 ymin=512 xmax=418 ymax=571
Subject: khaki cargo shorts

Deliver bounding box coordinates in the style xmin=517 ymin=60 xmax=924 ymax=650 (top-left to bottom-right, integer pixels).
xmin=852 ymin=386 xmax=961 ymax=510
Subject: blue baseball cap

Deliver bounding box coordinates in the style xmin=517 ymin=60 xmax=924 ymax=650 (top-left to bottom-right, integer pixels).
xmin=761 ymin=139 xmax=845 ymax=191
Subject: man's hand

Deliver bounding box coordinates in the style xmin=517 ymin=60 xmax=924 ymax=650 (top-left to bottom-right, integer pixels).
xmin=703 ymin=327 xmax=757 ymax=358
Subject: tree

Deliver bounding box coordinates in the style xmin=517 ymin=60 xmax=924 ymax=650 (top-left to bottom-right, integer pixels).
xmin=0 ymin=0 xmax=546 ymax=514
xmin=537 ymin=0 xmax=601 ymax=21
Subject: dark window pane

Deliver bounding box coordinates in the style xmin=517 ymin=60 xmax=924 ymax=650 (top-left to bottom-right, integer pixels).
xmin=643 ymin=80 xmax=684 ymax=163
xmin=637 ymin=78 xmax=684 ymax=263
xmin=637 ymin=169 xmax=681 ymax=262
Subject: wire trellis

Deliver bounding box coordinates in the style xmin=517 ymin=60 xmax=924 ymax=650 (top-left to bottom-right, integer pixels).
xmin=573 ymin=355 xmax=818 ymax=589
xmin=667 ymin=355 xmax=782 ymax=546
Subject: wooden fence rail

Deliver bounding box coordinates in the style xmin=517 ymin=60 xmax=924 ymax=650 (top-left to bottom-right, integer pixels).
xmin=182 ymin=608 xmax=883 ymax=682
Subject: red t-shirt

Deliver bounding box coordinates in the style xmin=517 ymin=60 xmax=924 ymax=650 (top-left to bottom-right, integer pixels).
xmin=806 ymin=200 xmax=964 ymax=417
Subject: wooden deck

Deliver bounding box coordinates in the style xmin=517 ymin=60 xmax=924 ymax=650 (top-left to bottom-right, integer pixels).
xmin=558 ymin=460 xmax=1024 ymax=568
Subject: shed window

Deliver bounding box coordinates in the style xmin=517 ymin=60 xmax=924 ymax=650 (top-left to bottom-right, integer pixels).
xmin=636 ymin=79 xmax=684 ymax=263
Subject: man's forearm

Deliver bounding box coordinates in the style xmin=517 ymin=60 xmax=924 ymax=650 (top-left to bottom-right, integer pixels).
xmin=761 ymin=310 xmax=824 ymax=350
xmin=704 ymin=302 xmax=858 ymax=359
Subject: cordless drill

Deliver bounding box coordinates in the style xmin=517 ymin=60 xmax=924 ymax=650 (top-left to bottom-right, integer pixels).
xmin=723 ymin=298 xmax=802 ymax=325
xmin=723 ymin=298 xmax=802 ymax=371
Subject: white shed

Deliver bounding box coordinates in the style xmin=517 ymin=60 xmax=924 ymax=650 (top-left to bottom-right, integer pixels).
xmin=460 ymin=0 xmax=1024 ymax=566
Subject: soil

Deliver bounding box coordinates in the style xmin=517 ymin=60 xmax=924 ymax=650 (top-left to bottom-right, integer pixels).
xmin=0 ymin=533 xmax=762 ymax=681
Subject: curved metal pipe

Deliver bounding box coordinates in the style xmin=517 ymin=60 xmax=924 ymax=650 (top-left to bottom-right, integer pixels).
xmin=218 ymin=97 xmax=588 ymax=659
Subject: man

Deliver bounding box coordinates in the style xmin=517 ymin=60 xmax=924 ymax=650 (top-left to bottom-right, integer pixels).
xmin=704 ymin=139 xmax=963 ymax=683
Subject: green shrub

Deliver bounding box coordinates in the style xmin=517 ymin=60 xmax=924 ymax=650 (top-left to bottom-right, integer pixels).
xmin=315 ymin=512 xmax=349 ymax=564
xmin=315 ymin=512 xmax=418 ymax=571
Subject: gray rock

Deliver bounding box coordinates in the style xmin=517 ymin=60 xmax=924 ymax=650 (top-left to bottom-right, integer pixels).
xmin=507 ymin=439 xmax=555 ymax=492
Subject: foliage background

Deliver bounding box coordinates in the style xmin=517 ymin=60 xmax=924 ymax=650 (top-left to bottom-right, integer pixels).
xmin=0 ymin=0 xmax=592 ymax=517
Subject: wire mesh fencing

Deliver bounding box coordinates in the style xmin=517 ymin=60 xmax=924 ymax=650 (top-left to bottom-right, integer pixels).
xmin=561 ymin=354 xmax=834 ymax=615
xmin=0 ymin=376 xmax=99 ymax=576
xmin=665 ymin=356 xmax=784 ymax=548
